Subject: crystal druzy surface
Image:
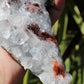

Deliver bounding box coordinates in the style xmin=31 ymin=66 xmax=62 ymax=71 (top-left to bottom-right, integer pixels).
xmin=0 ymin=0 xmax=72 ymax=84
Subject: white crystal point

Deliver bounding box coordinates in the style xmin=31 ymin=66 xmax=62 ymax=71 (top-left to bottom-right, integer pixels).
xmin=0 ymin=0 xmax=72 ymax=84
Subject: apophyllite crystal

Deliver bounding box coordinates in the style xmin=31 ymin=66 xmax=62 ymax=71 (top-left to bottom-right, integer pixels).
xmin=0 ymin=0 xmax=72 ymax=84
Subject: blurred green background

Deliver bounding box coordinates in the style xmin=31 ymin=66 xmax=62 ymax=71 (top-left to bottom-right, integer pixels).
xmin=23 ymin=0 xmax=84 ymax=84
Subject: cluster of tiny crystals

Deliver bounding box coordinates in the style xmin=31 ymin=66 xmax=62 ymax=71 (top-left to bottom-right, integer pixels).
xmin=0 ymin=0 xmax=72 ymax=84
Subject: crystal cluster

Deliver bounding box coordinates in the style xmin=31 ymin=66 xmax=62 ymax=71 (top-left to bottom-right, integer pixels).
xmin=0 ymin=0 xmax=72 ymax=84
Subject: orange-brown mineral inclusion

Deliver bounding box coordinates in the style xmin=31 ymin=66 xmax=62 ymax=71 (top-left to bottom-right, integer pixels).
xmin=52 ymin=61 xmax=65 ymax=78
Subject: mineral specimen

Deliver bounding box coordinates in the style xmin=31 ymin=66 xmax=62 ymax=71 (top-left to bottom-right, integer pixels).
xmin=0 ymin=0 xmax=72 ymax=84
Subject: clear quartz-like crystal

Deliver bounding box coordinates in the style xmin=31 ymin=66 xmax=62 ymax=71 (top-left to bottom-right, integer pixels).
xmin=0 ymin=0 xmax=72 ymax=84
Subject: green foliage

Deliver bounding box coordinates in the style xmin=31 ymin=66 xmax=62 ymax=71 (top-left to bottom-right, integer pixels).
xmin=23 ymin=0 xmax=84 ymax=84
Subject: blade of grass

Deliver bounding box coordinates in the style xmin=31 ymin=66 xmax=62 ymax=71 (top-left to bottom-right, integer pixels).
xmin=29 ymin=78 xmax=40 ymax=84
xmin=62 ymin=12 xmax=68 ymax=40
xmin=65 ymin=58 xmax=71 ymax=72
xmin=77 ymin=69 xmax=81 ymax=84
xmin=57 ymin=9 xmax=68 ymax=44
xmin=71 ymin=71 xmax=77 ymax=84
xmin=23 ymin=70 xmax=30 ymax=84
xmin=52 ymin=20 xmax=59 ymax=35
xmin=59 ymin=34 xmax=74 ymax=56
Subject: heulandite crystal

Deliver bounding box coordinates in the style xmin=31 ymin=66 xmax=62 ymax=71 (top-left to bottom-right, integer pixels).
xmin=0 ymin=0 xmax=72 ymax=84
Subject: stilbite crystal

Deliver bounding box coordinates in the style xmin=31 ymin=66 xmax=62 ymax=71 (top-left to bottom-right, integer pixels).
xmin=0 ymin=0 xmax=72 ymax=84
